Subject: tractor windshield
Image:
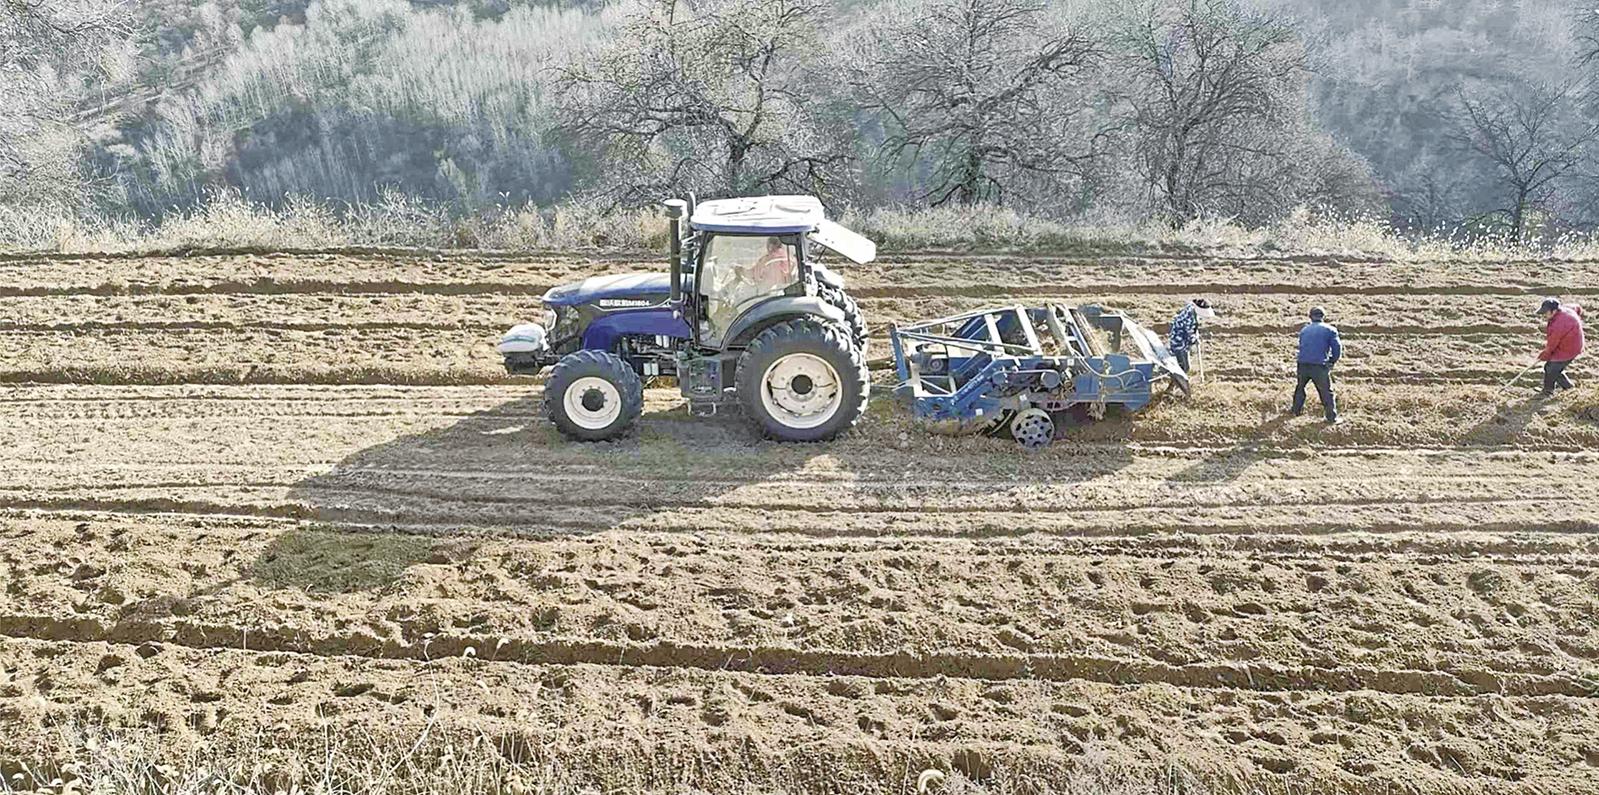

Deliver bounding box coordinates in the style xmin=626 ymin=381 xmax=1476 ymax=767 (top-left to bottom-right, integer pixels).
xmin=700 ymin=234 xmax=798 ymax=345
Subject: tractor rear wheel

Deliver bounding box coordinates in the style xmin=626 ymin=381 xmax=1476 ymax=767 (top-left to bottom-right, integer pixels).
xmin=819 ymin=284 xmax=868 ymax=353
xmin=544 ymin=350 xmax=644 ymax=441
xmin=736 ymin=318 xmax=868 ymax=441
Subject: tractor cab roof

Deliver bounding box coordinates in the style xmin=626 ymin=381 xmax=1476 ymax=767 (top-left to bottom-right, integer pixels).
xmin=690 ymin=195 xmax=823 ymax=234
xmin=690 ymin=195 xmax=877 ymax=264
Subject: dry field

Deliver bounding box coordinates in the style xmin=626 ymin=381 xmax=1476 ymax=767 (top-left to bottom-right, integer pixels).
xmin=2 ymin=248 xmax=1599 ymax=794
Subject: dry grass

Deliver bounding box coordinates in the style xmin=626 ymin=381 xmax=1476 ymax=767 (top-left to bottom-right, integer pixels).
xmin=5 ymin=190 xmax=1597 ymax=261
xmin=0 ymin=191 xmax=667 ymax=256
xmin=0 ymin=723 xmax=1225 ymax=795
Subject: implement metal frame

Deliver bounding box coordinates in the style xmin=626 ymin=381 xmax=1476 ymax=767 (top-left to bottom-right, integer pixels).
xmin=889 ymin=304 xmax=1189 ymax=424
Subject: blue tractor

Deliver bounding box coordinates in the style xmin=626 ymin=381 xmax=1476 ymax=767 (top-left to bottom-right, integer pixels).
xmin=498 ymin=196 xmax=874 ymax=442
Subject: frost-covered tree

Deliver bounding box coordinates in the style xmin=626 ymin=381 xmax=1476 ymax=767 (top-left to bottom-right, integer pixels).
xmin=1113 ymin=0 xmax=1313 ymax=224
xmin=1448 ymin=82 xmax=1599 ymax=240
xmin=554 ymin=0 xmax=849 ymax=203
xmin=0 ymin=0 xmax=132 ymax=207
xmin=846 ymin=0 xmax=1105 ymax=207
xmin=112 ymin=0 xmax=596 ymax=212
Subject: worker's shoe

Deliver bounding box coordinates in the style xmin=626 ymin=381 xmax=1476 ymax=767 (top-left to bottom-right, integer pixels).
xmin=1325 ymin=416 xmax=1341 ymax=425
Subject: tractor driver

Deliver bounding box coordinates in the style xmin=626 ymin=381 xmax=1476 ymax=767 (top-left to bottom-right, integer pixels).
xmin=749 ymin=236 xmax=796 ymax=289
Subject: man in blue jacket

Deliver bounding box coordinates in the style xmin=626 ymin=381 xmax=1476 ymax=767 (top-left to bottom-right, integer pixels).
xmin=1292 ymin=306 xmax=1342 ymax=424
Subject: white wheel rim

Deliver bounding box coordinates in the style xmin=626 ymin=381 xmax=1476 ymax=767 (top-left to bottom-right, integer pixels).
xmin=760 ymin=353 xmax=844 ymax=430
xmin=563 ymin=376 xmax=622 ymax=430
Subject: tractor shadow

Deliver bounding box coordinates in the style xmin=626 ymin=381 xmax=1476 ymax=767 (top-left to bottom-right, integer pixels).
xmin=266 ymin=385 xmax=1136 ymax=590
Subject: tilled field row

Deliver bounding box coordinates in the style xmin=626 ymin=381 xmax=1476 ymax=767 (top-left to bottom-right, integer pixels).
xmin=3 ymin=515 xmax=1597 ymax=686
xmin=5 ymin=251 xmax=1599 ymax=296
xmin=0 ymin=289 xmax=1567 ymax=332
xmin=7 ymin=458 xmax=1599 ymax=537
xmin=7 ymin=610 xmax=1589 ymax=699
xmin=6 ymin=493 xmax=1596 ymax=540
xmin=6 ymin=634 xmax=1594 ymax=792
xmin=3 ymin=383 xmax=1594 ymax=457
xmin=0 ymin=335 xmax=1554 ymax=382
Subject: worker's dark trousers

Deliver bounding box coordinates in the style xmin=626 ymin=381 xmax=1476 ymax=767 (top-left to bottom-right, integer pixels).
xmin=1542 ymin=359 xmax=1575 ymax=394
xmin=1175 ymin=350 xmax=1191 ymax=373
xmin=1292 ymin=363 xmax=1337 ymax=421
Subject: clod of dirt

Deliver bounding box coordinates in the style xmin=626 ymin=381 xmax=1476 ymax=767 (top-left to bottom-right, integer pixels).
xmin=952 ymin=748 xmax=993 ymax=783
xmin=69 ymin=563 xmax=105 ymax=581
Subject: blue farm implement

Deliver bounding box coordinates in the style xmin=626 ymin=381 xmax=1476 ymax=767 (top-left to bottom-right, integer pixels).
xmin=889 ymin=304 xmax=1190 ymax=448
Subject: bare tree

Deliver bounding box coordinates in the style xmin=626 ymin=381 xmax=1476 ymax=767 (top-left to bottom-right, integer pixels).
xmin=1448 ymin=82 xmax=1599 ymax=240
xmin=0 ymin=0 xmax=131 ymax=206
xmin=1114 ymin=0 xmax=1307 ymax=225
xmin=1580 ymin=8 xmax=1599 ymax=69
xmin=554 ymin=0 xmax=847 ymax=203
xmin=846 ymin=0 xmax=1105 ymax=207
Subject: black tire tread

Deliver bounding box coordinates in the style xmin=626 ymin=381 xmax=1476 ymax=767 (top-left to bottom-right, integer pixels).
xmin=819 ymin=284 xmax=868 ymax=353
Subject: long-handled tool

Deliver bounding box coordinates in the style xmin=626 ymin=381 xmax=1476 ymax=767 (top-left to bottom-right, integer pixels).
xmin=1195 ymin=338 xmax=1206 ymax=384
xmin=1499 ymin=360 xmax=1541 ymax=393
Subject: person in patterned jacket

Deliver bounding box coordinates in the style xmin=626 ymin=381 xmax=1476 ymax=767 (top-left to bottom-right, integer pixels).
xmin=1167 ymin=298 xmax=1215 ymax=374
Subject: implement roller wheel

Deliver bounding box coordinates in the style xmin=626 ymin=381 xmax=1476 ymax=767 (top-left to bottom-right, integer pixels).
xmin=1010 ymin=408 xmax=1055 ymax=450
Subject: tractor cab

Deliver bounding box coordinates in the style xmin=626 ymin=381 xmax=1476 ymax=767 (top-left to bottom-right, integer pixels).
xmin=693 ymin=229 xmax=804 ymax=348
xmin=674 ymin=195 xmax=875 ymax=351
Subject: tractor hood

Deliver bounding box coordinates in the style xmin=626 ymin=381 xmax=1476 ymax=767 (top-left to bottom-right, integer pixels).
xmin=543 ymin=273 xmax=671 ymax=307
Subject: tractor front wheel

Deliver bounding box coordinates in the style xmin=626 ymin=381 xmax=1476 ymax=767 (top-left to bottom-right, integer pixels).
xmin=736 ymin=319 xmax=868 ymax=441
xmin=544 ymin=350 xmax=644 ymax=441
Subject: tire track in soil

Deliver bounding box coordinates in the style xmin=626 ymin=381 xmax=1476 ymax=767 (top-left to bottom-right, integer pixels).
xmin=0 ymin=320 xmax=497 ymax=333
xmin=4 ymin=493 xmax=1595 ymax=539
xmin=1 ymin=612 xmax=1592 ymax=700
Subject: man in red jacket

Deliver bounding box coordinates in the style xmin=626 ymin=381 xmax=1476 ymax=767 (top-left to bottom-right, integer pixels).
xmin=1535 ymin=298 xmax=1585 ymax=397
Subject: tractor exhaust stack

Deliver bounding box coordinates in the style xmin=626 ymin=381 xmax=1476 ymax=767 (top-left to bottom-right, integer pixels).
xmin=664 ymin=199 xmax=688 ymax=303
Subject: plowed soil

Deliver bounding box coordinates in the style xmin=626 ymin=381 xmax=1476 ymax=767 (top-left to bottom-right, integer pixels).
xmin=2 ymin=249 xmax=1598 ymax=794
